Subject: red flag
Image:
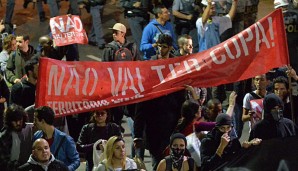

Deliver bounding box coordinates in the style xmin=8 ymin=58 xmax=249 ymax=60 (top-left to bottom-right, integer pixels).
xmin=50 ymin=15 xmax=88 ymax=46
xmin=36 ymin=9 xmax=289 ymax=117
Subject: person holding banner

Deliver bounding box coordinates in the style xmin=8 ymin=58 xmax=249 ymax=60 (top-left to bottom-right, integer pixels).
xmin=33 ymin=106 xmax=80 ymax=171
xmin=76 ymin=110 xmax=122 ymax=171
xmin=249 ymin=93 xmax=296 ymax=141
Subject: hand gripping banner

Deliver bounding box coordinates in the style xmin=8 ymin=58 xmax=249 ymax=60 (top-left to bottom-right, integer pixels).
xmin=36 ymin=9 xmax=289 ymax=117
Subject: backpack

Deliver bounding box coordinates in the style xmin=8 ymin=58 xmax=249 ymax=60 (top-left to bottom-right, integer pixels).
xmin=105 ymin=42 xmax=135 ymax=61
xmin=165 ymin=156 xmax=194 ymax=171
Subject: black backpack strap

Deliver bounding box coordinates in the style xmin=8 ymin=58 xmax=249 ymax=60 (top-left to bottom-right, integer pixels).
xmin=249 ymin=92 xmax=262 ymax=99
xmin=54 ymin=135 xmax=66 ymax=157
xmin=165 ymin=156 xmax=172 ymax=171
xmin=187 ymin=157 xmax=194 ymax=171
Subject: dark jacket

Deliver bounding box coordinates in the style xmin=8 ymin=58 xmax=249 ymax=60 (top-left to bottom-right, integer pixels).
xmin=102 ymin=40 xmax=140 ymax=61
xmin=10 ymin=79 xmax=36 ymax=108
xmin=249 ymin=94 xmax=296 ymax=141
xmin=18 ymin=154 xmax=69 ymax=171
xmin=76 ymin=122 xmax=121 ymax=171
xmin=5 ymin=45 xmax=35 ymax=84
xmin=200 ymin=128 xmax=242 ymax=171
xmin=0 ymin=76 xmax=10 ymax=128
xmin=0 ymin=127 xmax=18 ymax=171
xmin=134 ymin=91 xmax=185 ymax=156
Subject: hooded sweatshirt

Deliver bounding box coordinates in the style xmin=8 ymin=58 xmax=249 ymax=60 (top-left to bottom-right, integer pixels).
xmin=18 ymin=154 xmax=69 ymax=171
xmin=249 ymin=93 xmax=296 ymax=141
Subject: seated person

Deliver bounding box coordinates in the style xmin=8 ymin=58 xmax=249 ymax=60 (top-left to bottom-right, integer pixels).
xmin=157 ymin=133 xmax=195 ymax=171
xmin=249 ymin=93 xmax=296 ymax=141
xmin=95 ymin=136 xmax=137 ymax=171
xmin=18 ymin=138 xmax=69 ymax=171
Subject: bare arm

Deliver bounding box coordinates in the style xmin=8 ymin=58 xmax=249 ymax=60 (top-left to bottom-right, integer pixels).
xmin=228 ymin=0 xmax=238 ymax=21
xmin=226 ymin=91 xmax=237 ymax=117
xmin=202 ymin=0 xmax=212 ymax=24
xmin=242 ymin=108 xmax=251 ymax=122
xmin=173 ymin=10 xmax=192 ymax=20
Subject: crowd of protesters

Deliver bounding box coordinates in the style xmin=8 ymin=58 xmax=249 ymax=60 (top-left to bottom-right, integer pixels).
xmin=0 ymin=0 xmax=298 ymax=171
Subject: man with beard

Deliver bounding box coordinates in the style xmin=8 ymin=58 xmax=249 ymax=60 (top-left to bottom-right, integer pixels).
xmin=249 ymin=93 xmax=296 ymax=141
xmin=10 ymin=58 xmax=38 ymax=109
xmin=18 ymin=138 xmax=69 ymax=171
xmin=0 ymin=104 xmax=33 ymax=171
xmin=200 ymin=113 xmax=261 ymax=171
xmin=5 ymin=35 xmax=36 ymax=85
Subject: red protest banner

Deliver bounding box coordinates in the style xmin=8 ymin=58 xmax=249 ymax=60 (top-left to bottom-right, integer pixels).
xmin=50 ymin=15 xmax=88 ymax=46
xmin=36 ymin=9 xmax=289 ymax=117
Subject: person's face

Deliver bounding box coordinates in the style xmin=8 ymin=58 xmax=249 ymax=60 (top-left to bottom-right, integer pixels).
xmin=11 ymin=119 xmax=23 ymax=132
xmin=10 ymin=39 xmax=17 ymax=51
xmin=16 ymin=36 xmax=28 ymax=51
xmin=159 ymin=8 xmax=170 ymax=21
xmin=254 ymin=75 xmax=268 ymax=90
xmin=274 ymin=83 xmax=288 ymax=100
xmin=157 ymin=43 xmax=172 ymax=59
xmin=205 ymin=4 xmax=216 ymax=16
xmin=182 ymin=39 xmax=193 ymax=55
xmin=33 ymin=139 xmax=51 ymax=163
xmin=171 ymin=138 xmax=185 ymax=150
xmin=34 ymin=112 xmax=42 ymax=130
xmin=94 ymin=110 xmax=107 ymax=124
xmin=112 ymin=30 xmax=125 ymax=42
xmin=113 ymin=140 xmax=126 ymax=160
xmin=218 ymin=125 xmax=232 ymax=133
xmin=208 ymin=103 xmax=222 ymax=120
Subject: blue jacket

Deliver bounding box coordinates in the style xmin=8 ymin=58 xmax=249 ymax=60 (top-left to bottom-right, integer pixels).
xmin=140 ymin=19 xmax=177 ymax=60
xmin=33 ymin=128 xmax=80 ymax=171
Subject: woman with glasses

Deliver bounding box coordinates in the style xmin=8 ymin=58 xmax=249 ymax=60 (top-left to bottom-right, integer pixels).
xmin=76 ymin=110 xmax=122 ymax=171
xmin=95 ymin=136 xmax=138 ymax=171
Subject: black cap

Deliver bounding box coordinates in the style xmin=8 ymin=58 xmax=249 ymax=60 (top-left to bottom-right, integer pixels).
xmin=215 ymin=113 xmax=232 ymax=127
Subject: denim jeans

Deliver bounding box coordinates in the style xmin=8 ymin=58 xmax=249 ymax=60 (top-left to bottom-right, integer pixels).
xmin=88 ymin=5 xmax=105 ymax=46
xmin=5 ymin=0 xmax=15 ymax=24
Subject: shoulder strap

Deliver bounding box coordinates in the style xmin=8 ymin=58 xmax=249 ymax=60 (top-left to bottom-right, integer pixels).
xmin=153 ymin=24 xmax=164 ymax=34
xmin=54 ymin=135 xmax=66 ymax=157
xmin=187 ymin=157 xmax=194 ymax=171
xmin=165 ymin=156 xmax=172 ymax=171
xmin=249 ymin=92 xmax=262 ymax=99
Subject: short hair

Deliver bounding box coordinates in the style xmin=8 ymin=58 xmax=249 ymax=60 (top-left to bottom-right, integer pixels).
xmin=3 ymin=34 xmax=16 ymax=51
xmin=157 ymin=34 xmax=173 ymax=46
xmin=34 ymin=106 xmax=55 ymax=125
xmin=152 ymin=4 xmax=166 ymax=18
xmin=24 ymin=58 xmax=39 ymax=76
xmin=177 ymin=34 xmax=192 ymax=48
xmin=17 ymin=35 xmax=30 ymax=41
xmin=207 ymin=98 xmax=221 ymax=109
xmin=4 ymin=104 xmax=27 ymax=128
xmin=273 ymin=76 xmax=289 ymax=89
